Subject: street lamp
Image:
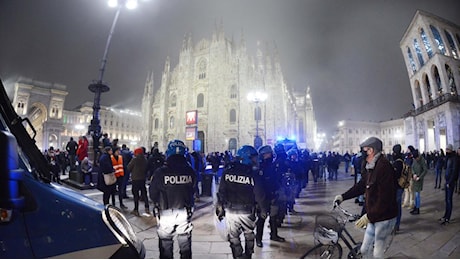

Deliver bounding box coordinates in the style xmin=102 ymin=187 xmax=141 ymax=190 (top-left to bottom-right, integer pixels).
xmin=87 ymin=0 xmax=138 ymax=163
xmin=247 ymin=91 xmax=267 ymax=149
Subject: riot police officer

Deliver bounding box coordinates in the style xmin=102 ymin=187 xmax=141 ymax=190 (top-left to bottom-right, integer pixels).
xmin=255 ymin=145 xmax=285 ymax=248
xmin=149 ymin=140 xmax=196 ymax=259
xmin=273 ymin=143 xmax=289 ymax=227
xmin=286 ymin=148 xmax=301 ymax=214
xmin=216 ymin=145 xmax=266 ymax=259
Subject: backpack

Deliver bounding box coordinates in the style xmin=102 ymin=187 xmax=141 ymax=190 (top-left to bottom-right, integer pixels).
xmin=395 ymin=158 xmax=412 ymax=189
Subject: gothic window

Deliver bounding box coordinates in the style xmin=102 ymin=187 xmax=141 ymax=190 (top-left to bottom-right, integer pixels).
xmin=430 ymin=25 xmax=446 ymax=55
xmin=420 ymin=28 xmax=433 ymax=58
xmin=169 ymin=116 xmax=174 ymax=129
xmin=444 ymin=30 xmax=458 ymax=59
xmin=154 ymin=118 xmax=159 ymax=129
xmin=407 ymin=47 xmax=417 ymax=73
xmin=198 ymin=59 xmax=207 ymax=80
xmin=170 ymin=94 xmax=177 ymax=107
xmin=433 ymin=66 xmax=442 ymax=94
xmin=445 ymin=64 xmax=457 ymax=95
xmin=413 ymin=39 xmax=424 ymax=66
xmin=424 ymin=74 xmax=433 ymax=101
xmin=229 ymin=109 xmax=236 ymax=124
xmin=230 ymin=85 xmax=237 ymax=99
xmin=228 ymin=138 xmax=237 ymax=151
xmin=197 ymin=93 xmax=204 ymax=108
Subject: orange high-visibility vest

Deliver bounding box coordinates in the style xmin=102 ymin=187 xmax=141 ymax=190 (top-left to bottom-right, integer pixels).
xmin=111 ymin=155 xmax=124 ymax=178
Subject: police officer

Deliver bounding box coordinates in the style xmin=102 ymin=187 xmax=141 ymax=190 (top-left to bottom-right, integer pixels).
xmin=286 ymin=148 xmax=301 ymax=214
xmin=255 ymin=145 xmax=285 ymax=248
xmin=149 ymin=140 xmax=196 ymax=259
xmin=273 ymin=143 xmax=289 ymax=227
xmin=216 ymin=145 xmax=266 ymax=259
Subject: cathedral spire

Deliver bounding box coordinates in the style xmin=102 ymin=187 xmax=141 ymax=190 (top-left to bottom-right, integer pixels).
xmin=256 ymin=41 xmax=264 ymax=74
xmin=218 ymin=18 xmax=224 ymax=41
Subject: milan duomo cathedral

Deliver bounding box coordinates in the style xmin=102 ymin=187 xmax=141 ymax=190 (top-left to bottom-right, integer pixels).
xmin=141 ymin=23 xmax=317 ymax=153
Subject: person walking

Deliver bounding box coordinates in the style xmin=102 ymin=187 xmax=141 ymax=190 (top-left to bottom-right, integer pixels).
xmin=66 ymin=137 xmax=78 ymax=171
xmin=120 ymin=144 xmax=133 ymax=199
xmin=149 ymin=140 xmax=196 ymax=259
xmin=334 ymin=137 xmax=397 ymax=258
xmin=410 ymin=148 xmax=428 ymax=215
xmin=255 ymin=145 xmax=285 ymax=248
xmin=111 ymin=147 xmax=128 ymax=210
xmin=128 ymin=147 xmax=149 ymax=216
xmin=439 ymin=144 xmax=459 ymax=225
xmin=402 ymin=147 xmax=415 ymax=209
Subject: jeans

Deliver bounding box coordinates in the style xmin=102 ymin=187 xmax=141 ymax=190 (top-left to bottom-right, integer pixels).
xmin=435 ymin=168 xmax=442 ymax=187
xmin=361 ymin=217 xmax=397 ymax=258
xmin=395 ymin=188 xmax=403 ymax=228
xmin=415 ymin=191 xmax=421 ymax=208
xmin=444 ymin=183 xmax=455 ymax=220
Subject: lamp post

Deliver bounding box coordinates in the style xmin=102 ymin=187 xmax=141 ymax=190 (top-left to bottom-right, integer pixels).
xmin=87 ymin=0 xmax=138 ymax=164
xmin=247 ymin=91 xmax=267 ymax=149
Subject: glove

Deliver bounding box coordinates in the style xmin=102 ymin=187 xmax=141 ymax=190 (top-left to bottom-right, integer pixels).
xmin=260 ymin=211 xmax=267 ymax=220
xmin=355 ymin=214 xmax=369 ymax=229
xmin=216 ymin=205 xmax=225 ymax=221
xmin=333 ymin=195 xmax=343 ymax=207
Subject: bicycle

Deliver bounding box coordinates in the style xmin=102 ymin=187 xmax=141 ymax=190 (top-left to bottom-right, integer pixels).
xmin=301 ymin=203 xmax=362 ymax=259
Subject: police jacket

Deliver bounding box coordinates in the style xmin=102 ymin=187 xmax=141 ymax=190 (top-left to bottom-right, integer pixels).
xmin=342 ymin=153 xmax=397 ymax=223
xmin=259 ymin=158 xmax=281 ymax=200
xmin=217 ymin=162 xmax=266 ymax=213
xmin=149 ymin=155 xmax=196 ymax=211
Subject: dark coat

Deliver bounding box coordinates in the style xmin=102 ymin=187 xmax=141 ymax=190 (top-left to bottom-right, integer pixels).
xmin=342 ymin=154 xmax=398 ymax=223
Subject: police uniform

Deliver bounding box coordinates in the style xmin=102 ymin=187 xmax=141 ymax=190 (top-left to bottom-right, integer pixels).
xmin=255 ymin=145 xmax=285 ymax=248
xmin=149 ymin=140 xmax=196 ymax=259
xmin=217 ymin=145 xmax=266 ymax=259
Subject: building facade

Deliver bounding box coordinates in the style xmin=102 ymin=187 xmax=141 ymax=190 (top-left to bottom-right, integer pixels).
xmin=400 ymin=10 xmax=460 ymax=151
xmin=142 ymin=25 xmax=317 ymax=153
xmin=11 ymin=78 xmax=142 ymax=152
xmin=333 ymin=10 xmax=460 ymax=155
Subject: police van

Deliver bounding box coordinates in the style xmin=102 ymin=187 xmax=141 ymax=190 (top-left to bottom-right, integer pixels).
xmin=0 ymin=78 xmax=145 ymax=258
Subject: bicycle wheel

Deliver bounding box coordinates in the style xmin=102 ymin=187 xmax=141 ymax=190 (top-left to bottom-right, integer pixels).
xmin=301 ymin=243 xmax=343 ymax=259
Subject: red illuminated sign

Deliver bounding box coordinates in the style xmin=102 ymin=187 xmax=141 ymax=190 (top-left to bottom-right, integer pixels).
xmin=186 ymin=110 xmax=198 ymax=125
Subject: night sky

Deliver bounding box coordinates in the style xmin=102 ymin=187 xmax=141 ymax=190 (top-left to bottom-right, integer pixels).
xmin=1 ymin=0 xmax=459 ymax=136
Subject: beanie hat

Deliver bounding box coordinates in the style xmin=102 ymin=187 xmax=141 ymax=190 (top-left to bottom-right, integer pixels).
xmin=360 ymin=137 xmax=383 ymax=152
xmin=392 ymin=144 xmax=402 ymax=154
xmin=134 ymin=147 xmax=143 ymax=156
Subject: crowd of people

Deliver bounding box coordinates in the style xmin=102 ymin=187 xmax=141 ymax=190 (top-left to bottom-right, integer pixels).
xmin=42 ymin=134 xmax=459 ymax=259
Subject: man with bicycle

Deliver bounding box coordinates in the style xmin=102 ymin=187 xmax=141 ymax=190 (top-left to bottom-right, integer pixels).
xmin=334 ymin=137 xmax=398 ymax=258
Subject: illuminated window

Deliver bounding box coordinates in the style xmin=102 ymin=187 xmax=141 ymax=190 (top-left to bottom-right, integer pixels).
xmin=413 ymin=39 xmax=424 ymax=66
xmin=444 ymin=30 xmax=458 ymax=59
xmin=407 ymin=47 xmax=417 ymax=73
xmin=430 ymin=25 xmax=446 ymax=55
xmin=420 ymin=28 xmax=433 ymax=58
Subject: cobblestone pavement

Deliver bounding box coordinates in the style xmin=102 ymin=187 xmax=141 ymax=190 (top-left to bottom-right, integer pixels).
xmin=70 ymin=168 xmax=460 ymax=259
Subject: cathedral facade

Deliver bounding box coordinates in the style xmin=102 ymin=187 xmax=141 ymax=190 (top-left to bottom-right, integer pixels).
xmin=142 ymin=25 xmax=316 ymax=153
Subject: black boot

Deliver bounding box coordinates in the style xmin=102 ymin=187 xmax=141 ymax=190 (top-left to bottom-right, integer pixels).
xmin=269 ymin=219 xmax=285 ymax=242
xmin=410 ymin=207 xmax=420 ymax=215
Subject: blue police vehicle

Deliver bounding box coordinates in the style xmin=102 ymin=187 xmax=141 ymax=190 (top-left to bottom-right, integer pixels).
xmin=0 ymin=78 xmax=145 ymax=258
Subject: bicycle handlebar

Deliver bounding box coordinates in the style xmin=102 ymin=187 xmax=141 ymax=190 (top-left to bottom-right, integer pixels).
xmin=333 ymin=202 xmax=361 ymax=222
